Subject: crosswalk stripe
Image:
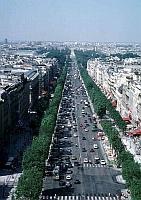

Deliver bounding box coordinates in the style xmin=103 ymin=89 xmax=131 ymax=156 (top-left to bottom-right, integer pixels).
xmin=83 ymin=163 xmax=107 ymax=168
xmin=44 ymin=195 xmax=118 ymax=200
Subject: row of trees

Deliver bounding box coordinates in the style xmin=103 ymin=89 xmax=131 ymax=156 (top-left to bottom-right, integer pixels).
xmin=15 ymin=65 xmax=67 ymax=199
xmin=75 ymin=53 xmax=141 ymax=199
xmin=74 ymin=50 xmax=140 ymax=69
xmin=101 ymin=120 xmax=141 ymax=200
xmin=111 ymin=53 xmax=140 ymax=60
xmin=74 ymin=50 xmax=106 ymax=68
xmin=79 ymin=66 xmax=126 ymax=130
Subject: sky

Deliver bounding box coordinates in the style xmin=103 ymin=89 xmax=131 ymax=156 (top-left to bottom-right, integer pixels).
xmin=0 ymin=0 xmax=141 ymax=42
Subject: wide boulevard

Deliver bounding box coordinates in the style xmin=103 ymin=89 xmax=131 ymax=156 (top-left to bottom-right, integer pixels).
xmin=41 ymin=52 xmax=126 ymax=200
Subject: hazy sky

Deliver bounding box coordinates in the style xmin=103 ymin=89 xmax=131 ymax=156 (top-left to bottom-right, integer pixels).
xmin=0 ymin=0 xmax=141 ymax=42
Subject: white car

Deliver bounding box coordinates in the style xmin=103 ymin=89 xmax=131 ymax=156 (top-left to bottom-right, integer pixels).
xmin=100 ymin=160 xmax=106 ymax=165
xmin=72 ymin=155 xmax=77 ymax=160
xmin=93 ymin=144 xmax=98 ymax=149
xmin=84 ymin=129 xmax=88 ymax=132
xmin=83 ymin=158 xmax=89 ymax=163
xmin=74 ymin=134 xmax=78 ymax=137
xmin=66 ymin=175 xmax=72 ymax=180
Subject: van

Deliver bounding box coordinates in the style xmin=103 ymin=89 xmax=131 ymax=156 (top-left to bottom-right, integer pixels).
xmin=93 ymin=144 xmax=98 ymax=149
xmin=5 ymin=157 xmax=15 ymax=169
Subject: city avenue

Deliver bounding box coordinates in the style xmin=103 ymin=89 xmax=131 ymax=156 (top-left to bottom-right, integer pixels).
xmin=41 ymin=56 xmax=126 ymax=200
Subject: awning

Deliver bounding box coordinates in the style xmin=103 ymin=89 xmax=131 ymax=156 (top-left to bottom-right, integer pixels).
xmin=128 ymin=129 xmax=141 ymax=136
xmin=123 ymin=117 xmax=131 ymax=123
xmin=112 ymin=100 xmax=117 ymax=107
xmin=123 ymin=117 xmax=130 ymax=121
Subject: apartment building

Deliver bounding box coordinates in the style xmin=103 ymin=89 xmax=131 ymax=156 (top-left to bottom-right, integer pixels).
xmin=87 ymin=59 xmax=141 ymax=126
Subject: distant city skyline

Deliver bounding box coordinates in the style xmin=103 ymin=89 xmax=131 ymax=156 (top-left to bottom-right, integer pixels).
xmin=0 ymin=0 xmax=141 ymax=42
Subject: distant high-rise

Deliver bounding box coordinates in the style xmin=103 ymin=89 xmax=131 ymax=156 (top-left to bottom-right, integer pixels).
xmin=4 ymin=38 xmax=8 ymax=44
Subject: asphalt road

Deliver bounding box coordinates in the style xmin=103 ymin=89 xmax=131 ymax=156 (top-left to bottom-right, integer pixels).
xmin=42 ymin=57 xmax=126 ymax=200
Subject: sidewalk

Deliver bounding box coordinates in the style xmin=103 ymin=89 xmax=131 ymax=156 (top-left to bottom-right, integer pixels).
xmin=0 ymin=120 xmax=33 ymax=199
xmin=122 ymin=136 xmax=141 ymax=164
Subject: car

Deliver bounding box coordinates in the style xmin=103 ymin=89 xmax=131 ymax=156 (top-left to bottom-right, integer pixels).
xmin=82 ymin=148 xmax=87 ymax=152
xmin=90 ymin=148 xmax=95 ymax=152
xmin=74 ymin=179 xmax=81 ymax=184
xmin=71 ymin=155 xmax=77 ymax=160
xmin=59 ymin=180 xmax=66 ymax=186
xmin=94 ymin=157 xmax=100 ymax=164
xmin=74 ymin=134 xmax=78 ymax=137
xmin=80 ymin=124 xmax=83 ymax=127
xmin=83 ymin=158 xmax=88 ymax=163
xmin=92 ymin=137 xmax=96 ymax=140
xmin=97 ymin=132 xmax=104 ymax=137
xmin=66 ymin=163 xmax=73 ymax=168
xmin=84 ymin=129 xmax=88 ymax=132
xmin=75 ymin=144 xmax=78 ymax=147
xmin=53 ymin=175 xmax=60 ymax=180
xmin=93 ymin=144 xmax=98 ymax=149
xmin=100 ymin=160 xmax=106 ymax=165
xmin=92 ymin=128 xmax=99 ymax=132
xmin=66 ymin=181 xmax=72 ymax=188
xmin=64 ymin=137 xmax=68 ymax=139
xmin=66 ymin=169 xmax=73 ymax=174
xmin=82 ymin=136 xmax=86 ymax=140
xmin=66 ymin=175 xmax=72 ymax=180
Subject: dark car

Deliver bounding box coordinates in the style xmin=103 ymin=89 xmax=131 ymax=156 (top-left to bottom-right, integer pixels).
xmin=66 ymin=182 xmax=72 ymax=188
xmin=82 ymin=136 xmax=86 ymax=140
xmin=59 ymin=180 xmax=66 ymax=186
xmin=82 ymin=148 xmax=87 ymax=152
xmin=74 ymin=179 xmax=81 ymax=184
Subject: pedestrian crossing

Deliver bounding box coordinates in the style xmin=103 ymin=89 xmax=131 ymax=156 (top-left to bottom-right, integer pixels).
xmin=82 ymin=164 xmax=108 ymax=168
xmin=42 ymin=195 xmax=119 ymax=200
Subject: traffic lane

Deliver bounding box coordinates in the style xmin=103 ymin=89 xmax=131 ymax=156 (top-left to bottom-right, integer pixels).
xmin=71 ymin=77 xmax=86 ymax=195
xmin=73 ymin=107 xmax=90 ymax=164
xmin=76 ymin=117 xmax=106 ymax=164
xmin=80 ymin=105 xmax=106 ymax=161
